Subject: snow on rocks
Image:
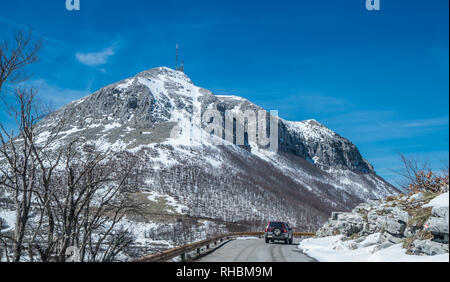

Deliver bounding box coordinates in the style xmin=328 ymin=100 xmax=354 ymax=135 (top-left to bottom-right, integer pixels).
xmin=422 ymin=192 xmax=449 ymax=245
xmin=309 ymin=191 xmax=449 ymax=261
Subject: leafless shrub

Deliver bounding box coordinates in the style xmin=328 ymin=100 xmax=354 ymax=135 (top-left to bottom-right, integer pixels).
xmin=395 ymin=154 xmax=449 ymax=194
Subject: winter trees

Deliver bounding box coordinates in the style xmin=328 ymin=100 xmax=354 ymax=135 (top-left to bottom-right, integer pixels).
xmin=0 ymin=89 xmax=140 ymax=261
xmin=0 ymin=29 xmax=43 ymax=261
xmin=0 ymin=29 xmax=139 ymax=262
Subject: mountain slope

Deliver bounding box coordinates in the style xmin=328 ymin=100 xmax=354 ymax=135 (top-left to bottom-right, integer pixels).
xmin=36 ymin=67 xmax=398 ymax=231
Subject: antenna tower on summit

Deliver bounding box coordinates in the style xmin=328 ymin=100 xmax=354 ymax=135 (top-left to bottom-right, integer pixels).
xmin=175 ymin=43 xmax=184 ymax=73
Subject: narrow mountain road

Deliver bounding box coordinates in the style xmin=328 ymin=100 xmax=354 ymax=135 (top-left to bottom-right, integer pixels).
xmin=198 ymin=238 xmax=316 ymax=262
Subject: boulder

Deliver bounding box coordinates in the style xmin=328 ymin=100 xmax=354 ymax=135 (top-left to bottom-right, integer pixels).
xmin=344 ymin=222 xmax=363 ymax=237
xmin=384 ymin=218 xmax=407 ymax=236
xmin=410 ymin=240 xmax=449 ymax=256
xmin=432 ymin=206 xmax=449 ymax=219
xmin=404 ymin=226 xmax=420 ymax=238
xmin=392 ymin=207 xmax=409 ymax=222
xmin=425 ymin=216 xmax=449 ymax=243
xmin=379 ymin=232 xmax=403 ymax=245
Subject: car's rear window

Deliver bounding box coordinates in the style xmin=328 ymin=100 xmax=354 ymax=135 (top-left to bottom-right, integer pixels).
xmin=269 ymin=222 xmax=284 ymax=228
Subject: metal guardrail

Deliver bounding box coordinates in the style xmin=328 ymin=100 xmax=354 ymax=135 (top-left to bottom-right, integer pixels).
xmin=132 ymin=231 xmax=315 ymax=262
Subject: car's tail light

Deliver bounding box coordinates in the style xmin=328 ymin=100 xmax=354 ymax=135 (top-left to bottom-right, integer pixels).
xmin=282 ymin=228 xmax=286 ymax=233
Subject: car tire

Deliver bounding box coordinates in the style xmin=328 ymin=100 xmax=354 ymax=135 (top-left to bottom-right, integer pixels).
xmin=289 ymin=238 xmax=293 ymax=245
xmin=265 ymin=238 xmax=269 ymax=244
xmin=285 ymin=239 xmax=289 ymax=244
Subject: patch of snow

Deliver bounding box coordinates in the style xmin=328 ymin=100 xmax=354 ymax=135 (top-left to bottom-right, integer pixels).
xmin=103 ymin=122 xmax=122 ymax=132
xmin=116 ymin=78 xmax=134 ymax=90
xmin=216 ymin=95 xmax=246 ymax=101
xmin=236 ymin=236 xmax=259 ymax=240
xmin=298 ymin=235 xmax=449 ymax=262
xmin=145 ymin=191 xmax=188 ymax=214
xmin=286 ymin=119 xmax=336 ymax=141
xmin=120 ymin=218 xmax=174 ymax=247
xmin=423 ymin=192 xmax=449 ymax=209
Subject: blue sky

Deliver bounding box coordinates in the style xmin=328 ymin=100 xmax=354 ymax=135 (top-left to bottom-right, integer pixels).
xmin=0 ymin=0 xmax=448 ymax=184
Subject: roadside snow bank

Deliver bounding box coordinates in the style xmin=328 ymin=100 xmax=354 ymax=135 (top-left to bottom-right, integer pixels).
xmin=236 ymin=236 xmax=259 ymax=240
xmin=298 ymin=235 xmax=449 ymax=262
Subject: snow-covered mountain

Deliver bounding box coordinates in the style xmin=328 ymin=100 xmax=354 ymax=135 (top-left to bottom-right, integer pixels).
xmin=36 ymin=67 xmax=398 ymax=230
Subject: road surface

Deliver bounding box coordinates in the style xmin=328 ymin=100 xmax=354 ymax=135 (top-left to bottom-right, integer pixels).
xmin=198 ymin=238 xmax=316 ymax=262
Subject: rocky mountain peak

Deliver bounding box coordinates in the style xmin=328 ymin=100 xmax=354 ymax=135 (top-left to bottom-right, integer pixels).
xmin=35 ymin=66 xmax=398 ymax=224
xmin=135 ymin=67 xmax=194 ymax=85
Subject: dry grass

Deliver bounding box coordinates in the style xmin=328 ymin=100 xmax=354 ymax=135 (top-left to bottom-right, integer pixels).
xmin=407 ymin=207 xmax=432 ymax=228
xmin=124 ymin=192 xmax=183 ymax=223
xmin=385 ymin=195 xmax=398 ymax=202
xmin=332 ymin=229 xmax=340 ymax=236
xmin=403 ymin=230 xmax=433 ymax=253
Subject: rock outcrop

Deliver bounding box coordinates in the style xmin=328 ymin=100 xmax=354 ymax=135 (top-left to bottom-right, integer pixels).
xmin=316 ymin=189 xmax=449 ymax=256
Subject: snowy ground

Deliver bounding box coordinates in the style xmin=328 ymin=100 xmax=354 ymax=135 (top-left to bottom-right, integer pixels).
xmin=423 ymin=192 xmax=449 ymax=209
xmin=235 ymin=236 xmax=259 ymax=240
xmin=298 ymin=234 xmax=449 ymax=262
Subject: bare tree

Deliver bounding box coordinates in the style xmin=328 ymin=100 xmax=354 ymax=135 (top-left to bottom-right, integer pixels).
xmin=0 ymin=88 xmax=43 ymax=261
xmin=0 ymin=29 xmax=41 ymax=261
xmin=35 ymin=144 xmax=139 ymax=262
xmin=0 ymin=29 xmax=42 ymax=94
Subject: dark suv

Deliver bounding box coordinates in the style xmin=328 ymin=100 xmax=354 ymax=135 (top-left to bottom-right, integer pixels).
xmin=264 ymin=222 xmax=293 ymax=244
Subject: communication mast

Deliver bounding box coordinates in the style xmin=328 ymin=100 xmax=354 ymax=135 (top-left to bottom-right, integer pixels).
xmin=175 ymin=43 xmax=184 ymax=73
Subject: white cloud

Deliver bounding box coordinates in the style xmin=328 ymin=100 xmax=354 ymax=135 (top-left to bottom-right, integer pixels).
xmin=75 ymin=46 xmax=115 ymax=67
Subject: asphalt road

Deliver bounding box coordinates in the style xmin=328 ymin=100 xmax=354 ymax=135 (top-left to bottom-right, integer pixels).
xmin=198 ymin=238 xmax=316 ymax=262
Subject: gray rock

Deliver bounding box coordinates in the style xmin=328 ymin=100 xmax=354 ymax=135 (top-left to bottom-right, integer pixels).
xmin=425 ymin=216 xmax=449 ymax=243
xmin=352 ymin=202 xmax=372 ymax=213
xmin=392 ymin=207 xmax=409 ymax=223
xmin=410 ymin=240 xmax=449 ymax=256
xmin=367 ymin=210 xmax=379 ymax=223
xmin=379 ymin=232 xmax=403 ymax=245
xmin=404 ymin=226 xmax=420 ymax=238
xmin=344 ymin=222 xmax=364 ymax=237
xmin=385 ymin=218 xmax=407 ymax=236
xmin=373 ymin=232 xmax=403 ymax=251
xmin=432 ymin=206 xmax=449 ymax=219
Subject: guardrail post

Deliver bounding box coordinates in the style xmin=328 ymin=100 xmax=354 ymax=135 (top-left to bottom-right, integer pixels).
xmin=197 ymin=248 xmax=201 ymax=254
xmin=180 ymin=253 xmax=186 ymax=262
xmin=206 ymin=244 xmax=209 ymax=249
